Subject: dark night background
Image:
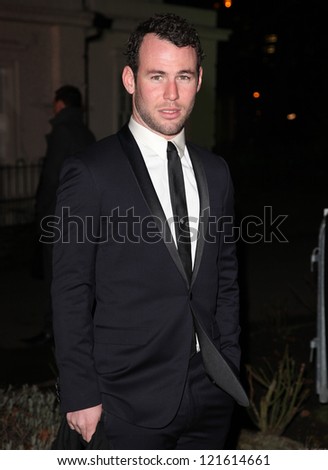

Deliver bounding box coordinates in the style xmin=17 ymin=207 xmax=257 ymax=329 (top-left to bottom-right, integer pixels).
xmin=1 ymin=0 xmax=327 ymax=448
xmin=169 ymin=0 xmax=328 ymax=166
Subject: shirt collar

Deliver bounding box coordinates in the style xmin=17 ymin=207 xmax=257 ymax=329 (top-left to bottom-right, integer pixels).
xmin=128 ymin=116 xmax=186 ymax=159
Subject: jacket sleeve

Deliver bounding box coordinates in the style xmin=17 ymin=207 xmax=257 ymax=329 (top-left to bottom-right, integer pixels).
xmin=215 ymin=159 xmax=241 ymax=374
xmin=51 ymin=155 xmax=102 ymax=412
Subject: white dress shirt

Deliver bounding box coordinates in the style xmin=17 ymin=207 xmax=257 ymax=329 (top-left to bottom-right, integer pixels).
xmin=128 ymin=117 xmax=200 ymax=267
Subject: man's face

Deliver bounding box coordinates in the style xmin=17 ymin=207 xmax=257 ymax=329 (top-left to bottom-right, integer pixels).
xmin=122 ymin=33 xmax=202 ymax=139
xmin=53 ymin=99 xmax=65 ymax=115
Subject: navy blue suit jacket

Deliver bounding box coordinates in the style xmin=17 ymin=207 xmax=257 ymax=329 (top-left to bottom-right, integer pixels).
xmin=52 ymin=124 xmax=241 ymax=428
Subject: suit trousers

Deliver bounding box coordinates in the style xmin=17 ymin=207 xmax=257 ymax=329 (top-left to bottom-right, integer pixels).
xmin=102 ymin=352 xmax=235 ymax=449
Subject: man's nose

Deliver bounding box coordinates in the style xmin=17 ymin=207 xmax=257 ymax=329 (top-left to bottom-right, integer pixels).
xmin=164 ymin=80 xmax=179 ymax=101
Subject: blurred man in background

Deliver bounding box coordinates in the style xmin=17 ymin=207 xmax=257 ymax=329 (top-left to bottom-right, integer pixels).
xmin=26 ymin=85 xmax=95 ymax=346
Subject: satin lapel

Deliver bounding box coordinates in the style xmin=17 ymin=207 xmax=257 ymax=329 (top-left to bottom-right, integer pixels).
xmin=188 ymin=145 xmax=210 ymax=287
xmin=117 ymin=125 xmax=189 ymax=285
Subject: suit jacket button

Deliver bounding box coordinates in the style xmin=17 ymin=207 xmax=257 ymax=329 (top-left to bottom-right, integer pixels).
xmin=189 ymin=292 xmax=192 ymax=300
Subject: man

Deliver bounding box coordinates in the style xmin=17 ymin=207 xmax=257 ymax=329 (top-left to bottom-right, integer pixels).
xmin=52 ymin=13 xmax=248 ymax=449
xmin=29 ymin=85 xmax=95 ymax=345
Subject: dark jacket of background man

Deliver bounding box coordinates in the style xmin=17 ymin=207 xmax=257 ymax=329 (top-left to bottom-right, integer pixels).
xmin=31 ymin=85 xmax=95 ymax=342
xmin=36 ymin=88 xmax=96 ymax=222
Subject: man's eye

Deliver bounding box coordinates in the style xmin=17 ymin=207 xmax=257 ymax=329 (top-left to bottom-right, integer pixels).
xmin=151 ymin=75 xmax=163 ymax=81
xmin=178 ymin=75 xmax=191 ymax=81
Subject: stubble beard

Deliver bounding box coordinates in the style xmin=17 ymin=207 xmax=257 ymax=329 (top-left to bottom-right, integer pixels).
xmin=134 ymin=94 xmax=195 ymax=137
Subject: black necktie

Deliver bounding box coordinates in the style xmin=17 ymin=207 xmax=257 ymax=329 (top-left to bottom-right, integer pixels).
xmin=167 ymin=141 xmax=192 ymax=283
xmin=167 ymin=141 xmax=196 ymax=356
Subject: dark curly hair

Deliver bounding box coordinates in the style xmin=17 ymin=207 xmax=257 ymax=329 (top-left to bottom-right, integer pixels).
xmin=125 ymin=13 xmax=205 ymax=76
xmin=54 ymin=85 xmax=82 ymax=108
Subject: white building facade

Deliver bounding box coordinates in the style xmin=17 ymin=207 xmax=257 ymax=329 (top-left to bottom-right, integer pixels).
xmin=0 ymin=0 xmax=230 ymax=164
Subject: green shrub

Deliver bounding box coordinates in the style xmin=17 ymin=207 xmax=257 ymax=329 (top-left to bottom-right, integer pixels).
xmin=0 ymin=384 xmax=61 ymax=449
xmin=246 ymin=347 xmax=310 ymax=436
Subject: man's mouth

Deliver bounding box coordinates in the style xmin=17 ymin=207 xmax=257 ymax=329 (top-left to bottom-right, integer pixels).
xmin=159 ymin=108 xmax=181 ymax=119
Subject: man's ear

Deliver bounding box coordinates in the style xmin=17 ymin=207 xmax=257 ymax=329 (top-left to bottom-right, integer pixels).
xmin=197 ymin=66 xmax=203 ymax=93
xmin=122 ymin=66 xmax=135 ymax=94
